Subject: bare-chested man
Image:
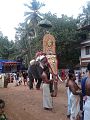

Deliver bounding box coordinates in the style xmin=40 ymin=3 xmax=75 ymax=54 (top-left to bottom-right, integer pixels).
xmin=39 ymin=55 xmax=53 ymax=110
xmin=68 ymin=72 xmax=82 ymax=120
xmin=84 ymin=62 xmax=90 ymax=120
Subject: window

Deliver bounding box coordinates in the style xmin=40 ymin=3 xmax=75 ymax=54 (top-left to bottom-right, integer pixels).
xmin=86 ymin=46 xmax=90 ymax=55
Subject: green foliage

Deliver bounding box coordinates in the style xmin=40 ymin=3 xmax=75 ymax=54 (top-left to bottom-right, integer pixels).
xmin=15 ymin=0 xmax=45 ymax=66
xmin=2 ymin=1 xmax=90 ymax=69
xmin=14 ymin=3 xmax=89 ymax=69
xmin=37 ymin=13 xmax=82 ymax=68
xmin=15 ymin=12 xmax=86 ymax=69
xmin=0 ymin=35 xmax=13 ymax=59
xmin=0 ymin=32 xmax=19 ymax=60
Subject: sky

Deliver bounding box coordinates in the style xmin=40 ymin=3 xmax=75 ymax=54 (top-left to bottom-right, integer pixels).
xmin=0 ymin=0 xmax=89 ymax=40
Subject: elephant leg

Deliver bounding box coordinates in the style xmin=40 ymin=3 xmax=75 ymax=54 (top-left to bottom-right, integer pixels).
xmin=36 ymin=78 xmax=42 ymax=89
xmin=28 ymin=73 xmax=34 ymax=89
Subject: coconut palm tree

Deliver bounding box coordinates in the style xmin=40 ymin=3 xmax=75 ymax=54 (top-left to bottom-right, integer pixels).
xmin=24 ymin=0 xmax=45 ymax=37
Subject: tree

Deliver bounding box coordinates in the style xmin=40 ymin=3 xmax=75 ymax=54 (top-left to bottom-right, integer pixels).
xmin=0 ymin=34 xmax=16 ymax=59
xmin=40 ymin=13 xmax=82 ymax=68
xmin=15 ymin=22 xmax=36 ymax=66
xmin=77 ymin=1 xmax=90 ymax=28
xmin=15 ymin=12 xmax=83 ymax=69
xmin=24 ymin=0 xmax=45 ymax=37
xmin=15 ymin=0 xmax=45 ymax=65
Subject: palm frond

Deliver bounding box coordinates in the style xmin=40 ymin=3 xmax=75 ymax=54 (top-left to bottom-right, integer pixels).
xmin=24 ymin=4 xmax=33 ymax=10
xmin=37 ymin=11 xmax=44 ymax=19
xmin=24 ymin=12 xmax=33 ymax=16
xmin=24 ymin=15 xmax=33 ymax=23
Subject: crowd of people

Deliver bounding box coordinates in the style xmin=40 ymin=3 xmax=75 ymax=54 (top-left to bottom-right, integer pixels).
xmin=4 ymin=71 xmax=28 ymax=87
xmin=21 ymin=53 xmax=90 ymax=120
xmin=66 ymin=63 xmax=90 ymax=120
xmin=1 ymin=52 xmax=90 ymax=120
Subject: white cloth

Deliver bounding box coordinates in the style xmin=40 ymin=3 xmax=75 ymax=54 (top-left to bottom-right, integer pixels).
xmin=84 ymin=96 xmax=90 ymax=120
xmin=70 ymin=92 xmax=80 ymax=120
xmin=30 ymin=59 xmax=35 ymax=65
xmin=75 ymin=73 xmax=79 ymax=84
xmin=67 ymin=87 xmax=71 ymax=115
xmin=42 ymin=83 xmax=53 ymax=108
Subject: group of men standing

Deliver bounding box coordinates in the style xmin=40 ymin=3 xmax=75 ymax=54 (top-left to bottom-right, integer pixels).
xmin=66 ymin=63 xmax=90 ymax=120
xmin=27 ymin=49 xmax=90 ymax=120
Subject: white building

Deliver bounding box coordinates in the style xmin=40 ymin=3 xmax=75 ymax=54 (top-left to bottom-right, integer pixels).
xmin=80 ymin=39 xmax=90 ymax=72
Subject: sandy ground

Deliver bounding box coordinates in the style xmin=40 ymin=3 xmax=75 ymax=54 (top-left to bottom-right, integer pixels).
xmin=0 ymin=81 xmax=69 ymax=120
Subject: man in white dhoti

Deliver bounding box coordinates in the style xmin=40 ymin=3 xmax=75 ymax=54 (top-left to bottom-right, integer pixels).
xmin=84 ymin=62 xmax=90 ymax=120
xmin=70 ymin=93 xmax=80 ymax=120
xmin=39 ymin=56 xmax=53 ymax=110
xmin=66 ymin=76 xmax=71 ymax=118
xmin=84 ymin=96 xmax=90 ymax=120
xmin=68 ymin=71 xmax=82 ymax=120
xmin=42 ymin=76 xmax=53 ymax=110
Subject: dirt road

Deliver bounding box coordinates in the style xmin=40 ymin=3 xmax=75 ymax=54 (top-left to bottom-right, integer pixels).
xmin=0 ymin=82 xmax=69 ymax=120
